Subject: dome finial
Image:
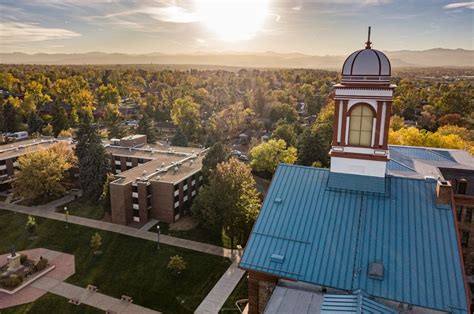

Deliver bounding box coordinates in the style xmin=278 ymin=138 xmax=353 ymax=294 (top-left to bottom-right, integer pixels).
xmin=365 ymin=26 xmax=372 ymax=49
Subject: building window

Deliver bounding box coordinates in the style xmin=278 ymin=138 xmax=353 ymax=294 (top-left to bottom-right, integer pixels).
xmin=132 ymin=197 xmax=139 ymax=204
xmin=126 ymin=157 xmax=132 ymax=162
xmin=456 ymin=207 xmax=463 ymax=222
xmin=132 ymin=185 xmax=138 ymax=193
xmin=461 ymin=231 xmax=469 ymax=247
xmin=457 ymin=179 xmax=467 ymax=195
xmin=349 ymin=104 xmax=374 ymax=147
xmin=466 ymin=207 xmax=473 ymax=223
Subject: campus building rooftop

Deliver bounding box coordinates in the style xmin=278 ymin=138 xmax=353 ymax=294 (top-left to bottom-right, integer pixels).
xmin=240 ymin=164 xmax=469 ymax=313
xmin=387 ymin=145 xmax=474 ymax=179
xmin=0 ymin=137 xmax=67 ymax=160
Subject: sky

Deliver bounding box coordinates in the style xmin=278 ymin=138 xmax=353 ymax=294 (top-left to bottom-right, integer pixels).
xmin=0 ymin=0 xmax=473 ymax=55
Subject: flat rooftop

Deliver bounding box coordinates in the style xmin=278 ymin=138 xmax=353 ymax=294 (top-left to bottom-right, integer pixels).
xmin=111 ymin=148 xmax=205 ymax=185
xmin=0 ymin=138 xmax=69 ymax=160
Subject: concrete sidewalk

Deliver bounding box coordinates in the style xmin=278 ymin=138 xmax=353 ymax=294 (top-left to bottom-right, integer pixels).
xmin=32 ymin=278 xmax=159 ymax=314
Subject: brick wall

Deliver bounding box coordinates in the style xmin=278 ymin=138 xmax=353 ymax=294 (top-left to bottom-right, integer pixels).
xmin=110 ymin=182 xmax=132 ymax=225
xmin=150 ymin=181 xmax=175 ymax=223
xmin=247 ymin=271 xmax=277 ymax=314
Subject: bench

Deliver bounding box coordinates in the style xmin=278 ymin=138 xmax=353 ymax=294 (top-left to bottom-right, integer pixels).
xmin=68 ymin=298 xmax=81 ymax=305
xmin=121 ymin=295 xmax=133 ymax=303
xmin=87 ymin=284 xmax=98 ymax=292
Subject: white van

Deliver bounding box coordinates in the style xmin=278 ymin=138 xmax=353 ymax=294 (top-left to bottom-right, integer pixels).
xmin=9 ymin=131 xmax=28 ymax=140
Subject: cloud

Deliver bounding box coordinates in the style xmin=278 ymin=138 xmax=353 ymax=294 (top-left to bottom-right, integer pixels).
xmin=443 ymin=2 xmax=474 ymax=9
xmin=0 ymin=22 xmax=81 ymax=43
xmin=142 ymin=6 xmax=200 ymax=23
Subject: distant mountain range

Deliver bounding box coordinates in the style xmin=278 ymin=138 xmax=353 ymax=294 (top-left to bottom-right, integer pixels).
xmin=1 ymin=48 xmax=473 ymax=68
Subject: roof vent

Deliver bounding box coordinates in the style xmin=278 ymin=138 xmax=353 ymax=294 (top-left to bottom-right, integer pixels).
xmin=274 ymin=197 xmax=282 ymax=204
xmin=270 ymin=254 xmax=285 ymax=263
xmin=368 ymin=261 xmax=384 ymax=280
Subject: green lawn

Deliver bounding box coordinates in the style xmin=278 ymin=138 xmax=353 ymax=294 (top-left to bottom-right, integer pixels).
xmin=2 ymin=293 xmax=102 ymax=314
xmin=150 ymin=221 xmax=234 ymax=249
xmin=220 ymin=276 xmax=248 ymax=313
xmin=0 ymin=209 xmax=231 ymax=313
xmin=56 ymin=198 xmax=105 ymax=220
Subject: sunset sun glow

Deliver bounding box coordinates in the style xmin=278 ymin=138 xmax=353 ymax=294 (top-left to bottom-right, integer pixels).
xmin=195 ymin=0 xmax=270 ymax=41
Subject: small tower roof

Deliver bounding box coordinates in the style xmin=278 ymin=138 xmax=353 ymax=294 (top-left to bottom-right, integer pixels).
xmin=341 ymin=27 xmax=391 ymax=84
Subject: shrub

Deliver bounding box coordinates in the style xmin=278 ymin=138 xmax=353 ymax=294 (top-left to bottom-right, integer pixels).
xmin=20 ymin=254 xmax=28 ymax=264
xmin=167 ymin=255 xmax=186 ymax=275
xmin=90 ymin=232 xmax=102 ymax=254
xmin=34 ymin=258 xmax=48 ymax=272
xmin=2 ymin=275 xmax=22 ymax=288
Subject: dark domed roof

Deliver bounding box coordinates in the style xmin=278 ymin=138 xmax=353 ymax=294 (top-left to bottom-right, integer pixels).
xmin=341 ymin=47 xmax=391 ymax=83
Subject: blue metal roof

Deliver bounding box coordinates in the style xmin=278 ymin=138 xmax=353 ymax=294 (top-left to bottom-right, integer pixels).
xmin=327 ymin=172 xmax=386 ymax=194
xmin=321 ymin=291 xmax=399 ymax=313
xmin=389 ymin=146 xmax=456 ymax=162
xmin=240 ymin=164 xmax=468 ymax=313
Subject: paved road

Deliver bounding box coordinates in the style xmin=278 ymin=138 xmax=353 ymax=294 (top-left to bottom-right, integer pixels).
xmin=0 ymin=201 xmax=246 ymax=313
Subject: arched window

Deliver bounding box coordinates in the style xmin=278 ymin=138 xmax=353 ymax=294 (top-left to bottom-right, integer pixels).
xmin=349 ymin=104 xmax=374 ymax=146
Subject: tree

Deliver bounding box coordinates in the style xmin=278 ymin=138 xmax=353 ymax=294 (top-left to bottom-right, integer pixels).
xmin=2 ymin=97 xmax=21 ymax=132
xmin=249 ymin=139 xmax=297 ymax=174
xmin=12 ymin=148 xmax=72 ymax=200
xmin=171 ymin=96 xmax=201 ymax=141
xmin=25 ymin=216 xmax=37 ymax=237
xmin=22 ymin=81 xmax=51 ymax=115
xmin=171 ymin=128 xmax=188 ymax=147
xmin=192 ymin=158 xmax=261 ymax=246
xmin=97 ymin=84 xmax=120 ymax=108
xmin=269 ymin=103 xmax=298 ymax=124
xmin=201 ymin=142 xmax=229 ymax=181
xmin=137 ymin=113 xmax=157 ymax=143
xmin=167 ymin=255 xmax=186 ymax=275
xmin=271 ymin=120 xmax=297 ymax=146
xmin=297 ymin=101 xmax=334 ymax=167
xmin=51 ymin=104 xmax=69 ymax=137
xmin=75 ymin=114 xmax=110 ymax=202
xmin=390 ymin=115 xmax=405 ymax=131
xmin=90 ymin=232 xmax=102 ymax=255
xmin=27 ymin=111 xmax=44 ymax=135
xmin=389 ymin=126 xmax=472 ymax=153
xmin=104 ymin=103 xmax=127 ymax=139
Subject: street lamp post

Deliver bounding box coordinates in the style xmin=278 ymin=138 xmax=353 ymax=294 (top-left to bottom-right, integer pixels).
xmin=64 ymin=206 xmax=69 ymax=229
xmin=156 ymin=223 xmax=160 ymax=250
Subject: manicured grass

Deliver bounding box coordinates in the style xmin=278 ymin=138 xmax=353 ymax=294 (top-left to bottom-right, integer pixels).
xmin=0 ymin=209 xmax=231 ymax=313
xmin=56 ymin=198 xmax=105 ymax=220
xmin=220 ymin=276 xmax=248 ymax=313
xmin=150 ymin=221 xmax=234 ymax=249
xmin=2 ymin=293 xmax=102 ymax=314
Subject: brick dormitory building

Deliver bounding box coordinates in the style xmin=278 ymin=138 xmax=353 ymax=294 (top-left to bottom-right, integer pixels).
xmin=105 ymin=135 xmax=206 ymax=226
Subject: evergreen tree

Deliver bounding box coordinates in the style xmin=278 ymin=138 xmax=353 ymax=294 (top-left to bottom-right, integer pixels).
xmin=27 ymin=111 xmax=44 ymax=135
xmin=3 ymin=101 xmax=20 ymax=132
xmin=201 ymin=142 xmax=229 ymax=182
xmin=171 ymin=128 xmax=188 ymax=147
xmin=52 ymin=104 xmax=69 ymax=137
xmin=137 ymin=113 xmax=157 ymax=143
xmin=75 ymin=114 xmax=110 ymax=202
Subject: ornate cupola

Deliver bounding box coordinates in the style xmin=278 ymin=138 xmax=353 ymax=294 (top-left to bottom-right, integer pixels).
xmin=330 ymin=27 xmax=396 ymax=178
